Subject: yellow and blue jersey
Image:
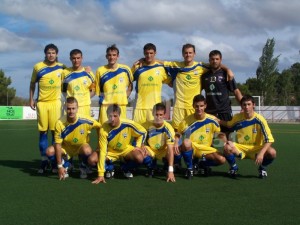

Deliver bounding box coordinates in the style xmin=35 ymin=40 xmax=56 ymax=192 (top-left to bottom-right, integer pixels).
xmin=62 ymin=67 xmax=95 ymax=106
xmin=95 ymin=64 xmax=133 ymax=105
xmin=132 ymin=62 xmax=170 ymax=109
xmin=178 ymin=113 xmax=220 ymax=146
xmin=54 ymin=115 xmax=101 ymax=154
xmin=164 ymin=61 xmax=208 ymax=109
xmin=224 ymin=112 xmax=274 ymax=146
xmin=98 ymin=118 xmax=147 ymax=176
xmin=142 ymin=120 xmax=175 ymax=151
xmin=31 ymin=61 xmax=66 ymax=102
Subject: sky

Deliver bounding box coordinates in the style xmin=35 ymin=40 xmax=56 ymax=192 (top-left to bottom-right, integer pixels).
xmin=1 ymin=0 xmax=300 ymax=99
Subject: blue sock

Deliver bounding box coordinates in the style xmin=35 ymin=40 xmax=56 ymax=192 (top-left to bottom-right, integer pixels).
xmin=63 ymin=160 xmax=70 ymax=169
xmin=174 ymin=154 xmax=182 ymax=165
xmin=48 ymin=155 xmax=57 ymax=168
xmin=182 ymin=149 xmax=193 ymax=169
xmin=105 ymin=160 xmax=114 ymax=171
xmin=225 ymin=154 xmax=236 ymax=168
xmin=259 ymin=157 xmax=274 ymax=170
xmin=39 ymin=132 xmax=48 ymax=157
xmin=143 ymin=156 xmax=153 ymax=168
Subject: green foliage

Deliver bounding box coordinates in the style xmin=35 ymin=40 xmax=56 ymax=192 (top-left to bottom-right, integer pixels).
xmin=0 ymin=69 xmax=16 ymax=106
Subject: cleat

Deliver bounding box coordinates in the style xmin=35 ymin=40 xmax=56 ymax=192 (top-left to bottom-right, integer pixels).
xmin=146 ymin=168 xmax=154 ymax=178
xmin=259 ymin=169 xmax=267 ymax=179
xmin=37 ymin=160 xmax=49 ymax=174
xmin=185 ymin=169 xmax=193 ymax=180
xmin=123 ymin=171 xmax=133 ymax=179
xmin=228 ymin=165 xmax=238 ymax=178
xmin=193 ymin=163 xmax=199 ymax=175
xmin=198 ymin=161 xmax=212 ymax=176
xmin=79 ymin=167 xmax=88 ymax=179
xmin=105 ymin=170 xmax=115 ymax=179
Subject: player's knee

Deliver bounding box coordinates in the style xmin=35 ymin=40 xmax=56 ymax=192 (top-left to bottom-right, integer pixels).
xmin=267 ymin=147 xmax=277 ymax=159
xmin=88 ymin=152 xmax=98 ymax=166
xmin=46 ymin=145 xmax=55 ymax=157
xmin=80 ymin=143 xmax=92 ymax=155
xmin=182 ymin=139 xmax=192 ymax=150
xmin=132 ymin=150 xmax=144 ymax=164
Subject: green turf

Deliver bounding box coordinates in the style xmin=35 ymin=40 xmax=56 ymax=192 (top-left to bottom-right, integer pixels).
xmin=0 ymin=120 xmax=299 ymax=225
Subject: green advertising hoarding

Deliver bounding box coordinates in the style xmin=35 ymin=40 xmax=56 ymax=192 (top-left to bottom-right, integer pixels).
xmin=0 ymin=106 xmax=23 ymax=119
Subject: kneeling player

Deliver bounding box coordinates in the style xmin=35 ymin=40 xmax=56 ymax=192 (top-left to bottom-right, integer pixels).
xmin=46 ymin=97 xmax=101 ymax=180
xmin=175 ymin=94 xmax=226 ymax=179
xmin=220 ymin=95 xmax=276 ymax=178
xmin=141 ymin=103 xmax=176 ymax=182
xmin=90 ymin=104 xmax=147 ymax=184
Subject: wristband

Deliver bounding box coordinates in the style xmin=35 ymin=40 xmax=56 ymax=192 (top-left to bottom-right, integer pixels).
xmin=168 ymin=166 xmax=174 ymax=172
xmin=57 ymin=164 xmax=63 ymax=168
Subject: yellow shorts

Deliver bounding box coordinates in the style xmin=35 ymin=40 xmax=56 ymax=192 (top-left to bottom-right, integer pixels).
xmin=61 ymin=144 xmax=86 ymax=158
xmin=106 ymin=145 xmax=135 ymax=162
xmin=99 ymin=105 xmax=126 ymax=124
xmin=37 ymin=100 xmax=62 ymax=131
xmin=133 ymin=108 xmax=154 ymax=124
xmin=78 ymin=105 xmax=91 ymax=117
xmin=233 ymin=143 xmax=263 ymax=160
xmin=145 ymin=146 xmax=167 ymax=160
xmin=172 ymin=107 xmax=194 ymax=130
xmin=191 ymin=142 xmax=218 ymax=158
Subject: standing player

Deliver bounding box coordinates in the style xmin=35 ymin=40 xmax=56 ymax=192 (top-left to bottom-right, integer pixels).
xmin=131 ymin=43 xmax=170 ymax=124
xmin=46 ymin=97 xmax=101 ymax=180
xmin=201 ymin=50 xmax=242 ymax=130
xmin=29 ymin=43 xmax=66 ymax=173
xmin=141 ymin=103 xmax=176 ymax=182
xmin=219 ymin=95 xmax=276 ymax=178
xmin=164 ymin=44 xmax=234 ymax=131
xmin=62 ymin=49 xmax=95 ymax=117
xmin=95 ymin=44 xmax=133 ymax=124
xmin=175 ymin=94 xmax=226 ymax=179
xmin=89 ymin=104 xmax=147 ymax=184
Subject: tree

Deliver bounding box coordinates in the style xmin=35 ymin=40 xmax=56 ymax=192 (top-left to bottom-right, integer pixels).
xmin=0 ymin=69 xmax=16 ymax=106
xmin=256 ymin=38 xmax=280 ymax=105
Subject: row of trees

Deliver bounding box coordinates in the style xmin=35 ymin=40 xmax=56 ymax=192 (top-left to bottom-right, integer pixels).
xmin=1 ymin=38 xmax=300 ymax=106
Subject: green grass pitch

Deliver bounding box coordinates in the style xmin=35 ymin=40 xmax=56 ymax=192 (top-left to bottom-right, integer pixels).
xmin=0 ymin=120 xmax=299 ymax=225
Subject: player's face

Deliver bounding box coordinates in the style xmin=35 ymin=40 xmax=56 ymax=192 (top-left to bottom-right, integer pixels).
xmin=66 ymin=102 xmax=78 ymax=121
xmin=144 ymin=49 xmax=156 ymax=64
xmin=108 ymin=111 xmax=120 ymax=127
xmin=241 ymin=100 xmax=255 ymax=117
xmin=182 ymin=47 xmax=195 ymax=65
xmin=106 ymin=50 xmax=119 ymax=66
xmin=70 ymin=53 xmax=82 ymax=70
xmin=209 ymin=54 xmax=222 ymax=70
xmin=193 ymin=101 xmax=206 ymax=117
xmin=45 ymin=48 xmax=57 ymax=64
xmin=153 ymin=109 xmax=165 ymax=125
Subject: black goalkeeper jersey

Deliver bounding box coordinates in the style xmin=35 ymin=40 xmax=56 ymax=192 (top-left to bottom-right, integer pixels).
xmin=201 ymin=69 xmax=237 ymax=114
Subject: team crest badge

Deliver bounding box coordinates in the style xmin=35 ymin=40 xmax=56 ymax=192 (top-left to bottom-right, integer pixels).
xmin=206 ymin=128 xmax=210 ymax=133
xmin=83 ymin=79 xmax=87 ymax=85
xmin=155 ymin=70 xmax=160 ymax=75
xmin=119 ymin=77 xmax=124 ymax=83
xmin=80 ymin=129 xmax=84 ymax=135
xmin=57 ymin=72 xmax=61 ymax=77
xmin=252 ymin=128 xmax=257 ymax=133
xmin=194 ymin=71 xmax=198 ymax=75
xmin=123 ymin=133 xmax=128 ymax=138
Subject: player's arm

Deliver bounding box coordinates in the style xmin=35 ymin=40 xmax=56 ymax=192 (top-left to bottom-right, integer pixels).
xmin=29 ymin=82 xmax=36 ymax=110
xmin=89 ymin=82 xmax=96 ymax=98
xmin=174 ymin=132 xmax=181 ymax=155
xmin=127 ymin=82 xmax=133 ymax=98
xmin=234 ymin=88 xmax=243 ymax=103
xmin=220 ymin=64 xmax=234 ymax=81
xmin=54 ymin=143 xmax=67 ymax=180
xmin=92 ymin=130 xmax=107 ymax=184
xmin=166 ymin=143 xmax=176 ymax=182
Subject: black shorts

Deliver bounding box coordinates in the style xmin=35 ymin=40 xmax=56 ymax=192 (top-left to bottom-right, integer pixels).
xmin=215 ymin=112 xmax=232 ymax=133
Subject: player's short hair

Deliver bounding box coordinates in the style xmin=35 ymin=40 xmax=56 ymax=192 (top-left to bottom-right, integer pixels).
xmin=182 ymin=43 xmax=195 ymax=54
xmin=107 ymin=104 xmax=121 ymax=116
xmin=106 ymin=44 xmax=119 ymax=55
xmin=193 ymin=94 xmax=206 ymax=105
xmin=66 ymin=96 xmax=78 ymax=105
xmin=70 ymin=49 xmax=82 ymax=57
xmin=241 ymin=95 xmax=255 ymax=105
xmin=153 ymin=102 xmax=166 ymax=114
xmin=144 ymin=43 xmax=156 ymax=52
xmin=44 ymin=43 xmax=58 ymax=54
xmin=209 ymin=50 xmax=222 ymax=59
